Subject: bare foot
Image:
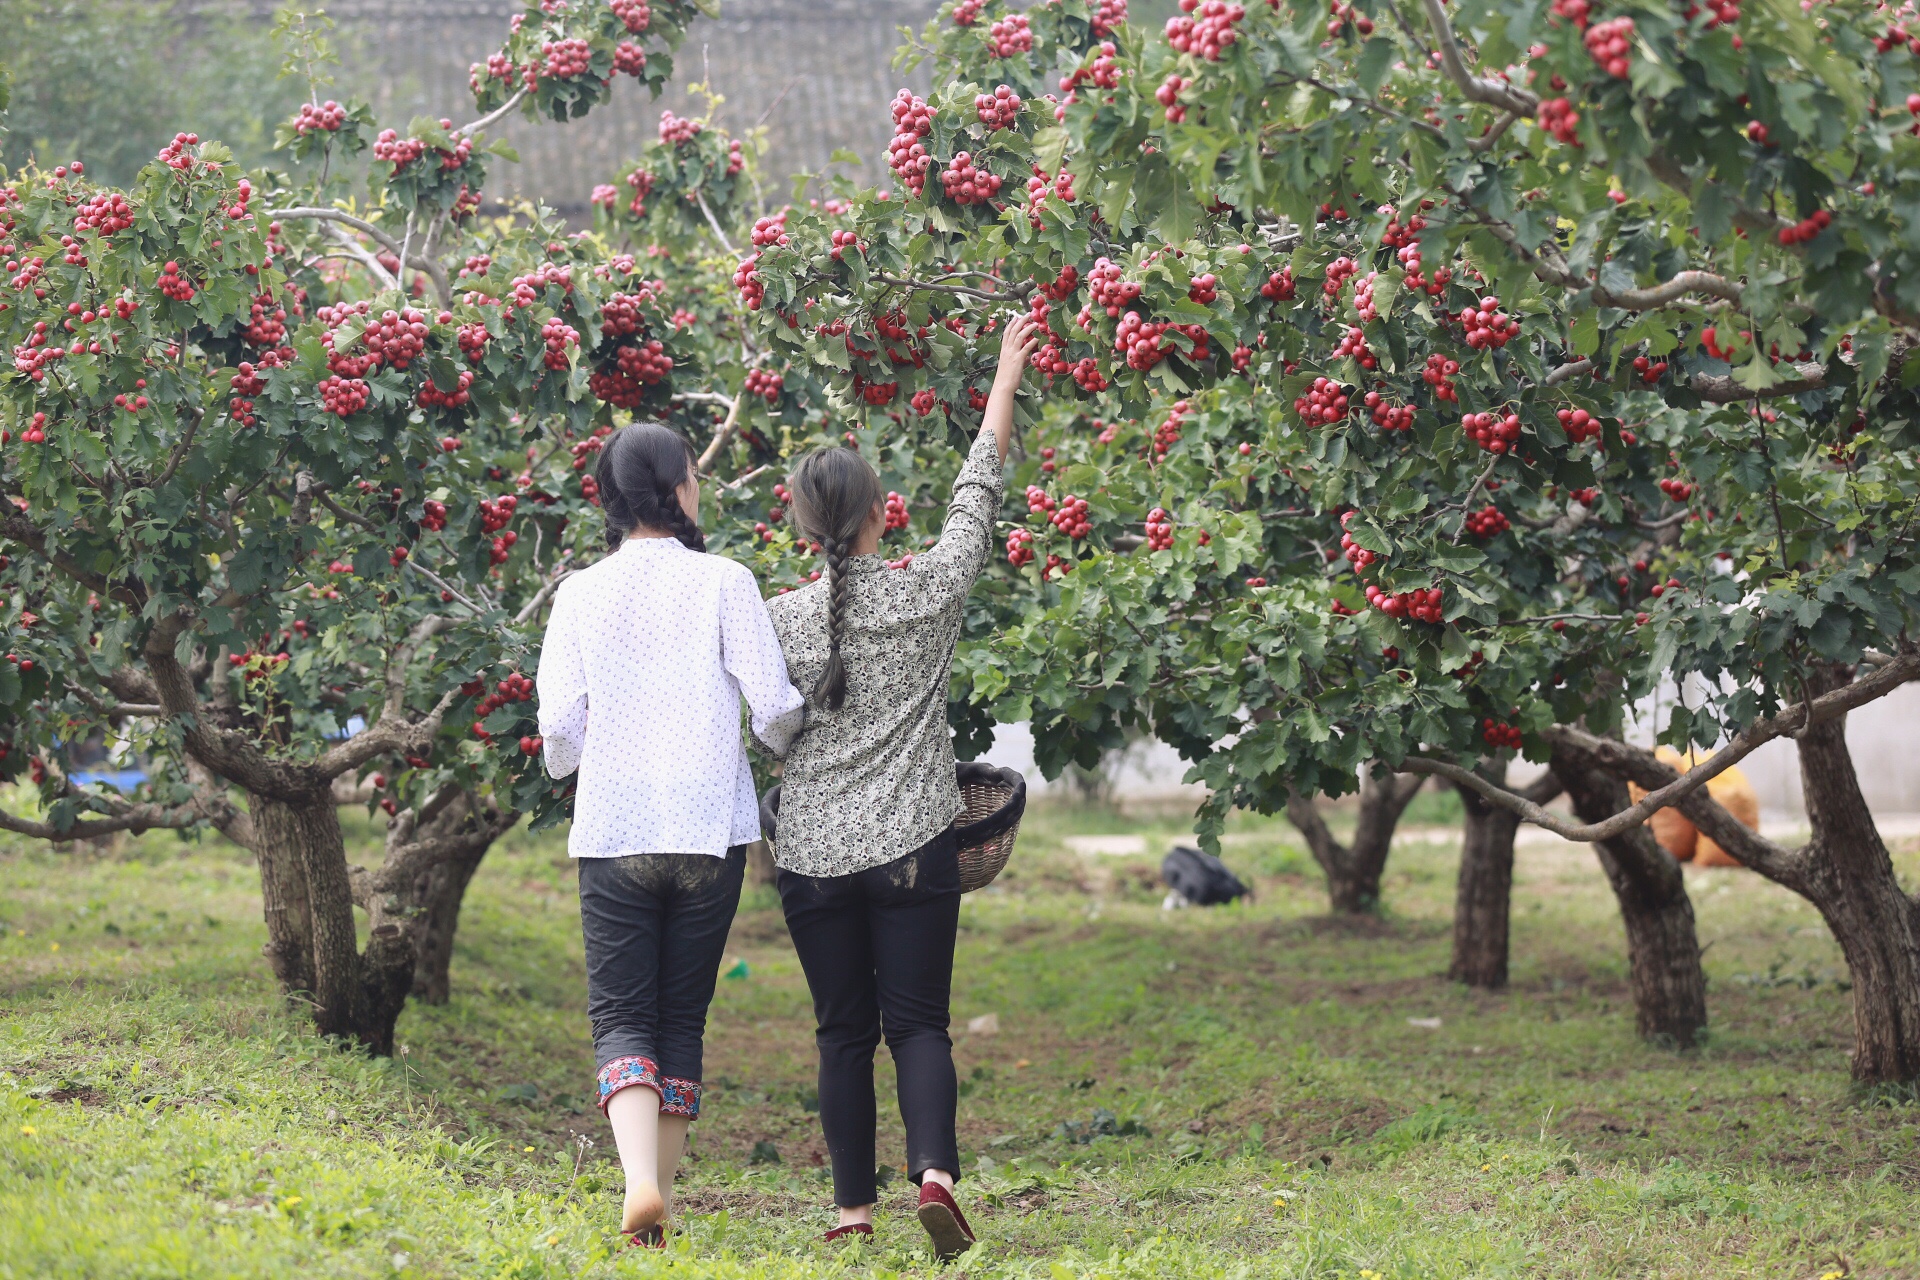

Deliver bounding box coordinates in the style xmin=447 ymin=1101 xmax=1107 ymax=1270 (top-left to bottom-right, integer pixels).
xmin=621 ymin=1181 xmax=665 ymax=1234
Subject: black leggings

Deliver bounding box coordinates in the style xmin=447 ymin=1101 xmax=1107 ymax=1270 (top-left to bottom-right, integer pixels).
xmin=578 ymin=847 xmax=746 ymax=1119
xmin=777 ymin=829 xmax=962 ymax=1207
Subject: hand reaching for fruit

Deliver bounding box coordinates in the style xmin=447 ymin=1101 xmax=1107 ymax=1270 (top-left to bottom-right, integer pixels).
xmin=985 ymin=314 xmax=1044 ymax=463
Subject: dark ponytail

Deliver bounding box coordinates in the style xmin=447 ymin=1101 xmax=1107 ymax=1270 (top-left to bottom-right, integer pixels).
xmin=787 ymin=446 xmax=883 ymax=712
xmin=595 ymin=422 xmax=705 ymax=553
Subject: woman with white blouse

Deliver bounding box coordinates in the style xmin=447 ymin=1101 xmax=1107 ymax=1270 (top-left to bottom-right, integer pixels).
xmin=536 ymin=422 xmax=804 ymax=1246
xmin=765 ymin=316 xmax=1040 ymax=1260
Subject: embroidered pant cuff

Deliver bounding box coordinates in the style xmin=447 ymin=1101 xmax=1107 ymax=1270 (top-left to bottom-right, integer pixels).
xmin=597 ymin=1055 xmax=662 ymax=1113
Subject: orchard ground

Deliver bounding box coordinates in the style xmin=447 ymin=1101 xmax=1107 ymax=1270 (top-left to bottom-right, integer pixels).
xmin=3 ymin=793 xmax=1918 ymax=1279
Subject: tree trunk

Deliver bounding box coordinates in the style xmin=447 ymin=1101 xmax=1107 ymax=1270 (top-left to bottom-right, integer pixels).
xmin=250 ymin=807 xmax=317 ymax=999
xmin=254 ymin=795 xmax=415 ymax=1054
xmin=1286 ymin=769 xmax=1425 ymax=913
xmin=1794 ymin=713 xmax=1920 ymax=1085
xmin=745 ymin=838 xmax=776 ymax=888
xmin=1552 ymin=748 xmax=1708 ymax=1047
xmin=409 ymin=842 xmax=488 ymax=1006
xmin=1449 ymin=765 xmax=1563 ymax=990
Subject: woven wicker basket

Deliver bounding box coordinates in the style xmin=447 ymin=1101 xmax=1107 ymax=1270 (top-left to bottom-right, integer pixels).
xmin=760 ymin=761 xmax=1026 ymax=893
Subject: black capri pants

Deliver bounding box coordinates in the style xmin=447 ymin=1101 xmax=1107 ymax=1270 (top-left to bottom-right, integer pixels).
xmin=777 ymin=828 xmax=962 ymax=1207
xmin=578 ymin=846 xmax=746 ymax=1120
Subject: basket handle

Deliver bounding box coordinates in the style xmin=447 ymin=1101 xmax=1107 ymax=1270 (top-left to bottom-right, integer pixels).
xmin=760 ymin=762 xmax=1027 ymax=848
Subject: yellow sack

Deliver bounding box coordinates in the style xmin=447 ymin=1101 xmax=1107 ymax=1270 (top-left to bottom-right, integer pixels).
xmin=1626 ymin=746 xmax=1760 ymax=868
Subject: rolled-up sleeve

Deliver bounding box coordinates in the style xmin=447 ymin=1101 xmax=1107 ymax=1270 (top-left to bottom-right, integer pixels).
xmin=913 ymin=425 xmax=1005 ymax=590
xmin=535 ymin=585 xmax=588 ymax=778
xmin=720 ymin=565 xmax=806 ymax=758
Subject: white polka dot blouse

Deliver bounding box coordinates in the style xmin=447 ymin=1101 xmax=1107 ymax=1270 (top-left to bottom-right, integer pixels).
xmin=536 ymin=536 xmax=806 ymax=858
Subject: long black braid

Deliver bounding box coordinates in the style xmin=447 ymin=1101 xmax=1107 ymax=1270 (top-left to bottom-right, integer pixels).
xmin=595 ymin=422 xmax=706 ymax=553
xmin=788 ymin=446 xmax=883 ymax=711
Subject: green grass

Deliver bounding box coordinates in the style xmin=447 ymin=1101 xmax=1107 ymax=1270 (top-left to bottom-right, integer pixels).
xmin=3 ymin=800 xmax=1918 ymax=1278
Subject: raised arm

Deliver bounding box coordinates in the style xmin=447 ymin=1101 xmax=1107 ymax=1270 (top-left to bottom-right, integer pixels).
xmin=535 ymin=587 xmax=588 ymax=778
xmin=719 ymin=566 xmax=807 ymax=758
xmin=982 ymin=313 xmax=1042 ymax=464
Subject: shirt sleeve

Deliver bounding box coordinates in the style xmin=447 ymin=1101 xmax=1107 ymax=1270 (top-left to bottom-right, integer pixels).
xmin=535 ymin=585 xmax=588 ymax=778
xmin=720 ymin=566 xmax=807 ymax=759
xmin=911 ymin=424 xmax=1006 ymax=592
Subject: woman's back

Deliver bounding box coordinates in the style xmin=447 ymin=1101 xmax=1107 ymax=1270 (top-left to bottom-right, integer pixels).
xmin=539 ymin=537 xmax=802 ymax=859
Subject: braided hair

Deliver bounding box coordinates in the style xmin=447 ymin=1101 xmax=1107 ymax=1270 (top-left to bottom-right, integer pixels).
xmin=595 ymin=422 xmax=706 ymax=553
xmin=787 ymin=446 xmax=883 ymax=712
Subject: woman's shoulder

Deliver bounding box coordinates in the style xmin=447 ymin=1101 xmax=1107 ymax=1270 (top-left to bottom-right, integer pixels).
xmin=765 ymin=577 xmax=825 ymax=623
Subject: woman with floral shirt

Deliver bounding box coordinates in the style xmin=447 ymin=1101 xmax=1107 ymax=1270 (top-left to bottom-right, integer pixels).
xmin=766 ymin=315 xmax=1040 ymax=1260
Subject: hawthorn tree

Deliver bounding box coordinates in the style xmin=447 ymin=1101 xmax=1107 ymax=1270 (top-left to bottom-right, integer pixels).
xmin=719 ymin=0 xmax=1920 ymax=1077
xmin=0 ymin=0 xmax=796 ymax=1052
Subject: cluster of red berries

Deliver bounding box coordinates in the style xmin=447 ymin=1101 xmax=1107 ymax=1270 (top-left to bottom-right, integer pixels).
xmin=11 ymin=333 xmax=62 ymax=383
xmin=745 ymin=368 xmax=783 ymax=402
xmin=8 ymin=254 xmax=47 ymax=295
xmin=421 ymin=500 xmax=448 ymax=532
xmin=1089 ymin=259 xmax=1142 ymax=316
xmin=1042 ymin=553 xmax=1074 ymax=581
xmin=1777 ymin=208 xmax=1831 ymax=245
xmin=457 ymin=323 xmax=490 ymax=363
xmin=1245 ymin=272 xmax=1294 ymax=310
xmin=1187 ymin=273 xmax=1219 ymax=305
xmin=940 ymin=153 xmax=1003 ymax=205
xmin=1874 ymin=22 xmax=1920 ymax=53
xmin=1145 ymin=507 xmax=1175 ymax=551
xmin=1366 ymin=584 xmax=1444 ymax=622
xmin=888 ymin=91 xmax=935 ymax=196
xmin=1071 ymin=358 xmax=1109 ymax=393
xmin=1154 ymin=74 xmax=1191 ymax=123
xmin=294 ymin=100 xmax=349 ymax=134
xmin=1060 ymin=39 xmax=1122 ymax=99
xmin=537 ymin=319 xmax=577 ymax=370
xmin=157 ymin=261 xmax=196 ymax=302
xmin=750 ymin=211 xmax=789 ymax=248
xmin=1556 ymin=406 xmax=1602 ymax=443
xmin=1464 ymin=504 xmax=1510 ymax=538
xmin=1323 ymin=255 xmax=1357 ymax=298
xmin=480 ymin=493 xmax=519 ymax=533
xmin=1700 ymin=325 xmax=1749 ymax=362
xmin=1051 ymin=494 xmax=1092 ymax=539
xmin=987 ymin=13 xmax=1033 ymax=56
xmin=1481 ymin=719 xmax=1523 ymax=749
xmin=488 ymin=528 xmax=520 ymax=566
xmin=230 ymin=363 xmax=265 ymax=425
xmin=858 ymin=379 xmax=899 ymax=406
xmin=659 ymin=111 xmax=703 ymax=145
xmin=1166 ymin=0 xmax=1246 ymax=60
xmin=1659 ymin=477 xmax=1696 ymax=501
xmin=367 ymin=308 xmax=430 ymax=369
xmin=1296 ymin=377 xmax=1351 ymax=426
xmin=318 ymin=375 xmax=370 ymax=417
xmin=470 ymin=673 xmax=535 ymax=741
xmin=614 ymin=41 xmax=647 ymax=76
xmin=1364 ymin=390 xmax=1414 ymax=431
xmin=229 ymin=651 xmax=291 ymax=684
xmin=570 ymin=435 xmax=605 ymax=471
xmin=1463 ymin=410 xmax=1523 ymax=453
xmin=1585 ymin=17 xmax=1634 ymax=77
xmin=1550 ymin=0 xmax=1590 ymax=24
xmin=1339 ymin=527 xmax=1375 ymax=572
xmin=733 ymin=255 xmax=764 ymax=310
xmin=1647 ymin=575 xmax=1684 ymax=599
xmin=828 ymin=229 xmax=863 ymax=261
xmin=1092 ymin=0 xmax=1129 ymax=35
xmin=611 ymin=0 xmax=651 ymax=31
xmin=1006 ymin=527 xmax=1035 ymax=566
xmin=1460 ymin=296 xmax=1517 ymax=349
xmin=1326 ymin=0 xmax=1374 ymax=35
xmin=911 ymin=388 xmax=938 ymax=415
xmin=953 ymin=0 xmax=984 ymax=25
xmin=1352 ymin=271 xmax=1380 ymax=321
xmin=1630 ymin=354 xmax=1669 ymax=384
xmin=418 ymin=369 xmax=473 ymax=410
xmin=1033 ymin=342 xmax=1072 ymax=383
xmin=1423 ymin=353 xmax=1460 ymax=402
xmin=540 ymin=36 xmax=592 ymax=79
xmin=1333 ymin=326 xmax=1377 ymax=370
xmin=977 ymin=85 xmax=1022 ymax=128
xmin=1154 ymin=399 xmax=1190 ymax=457
xmin=601 ymin=292 xmax=649 ymax=337
xmin=72 ymin=192 xmax=133 ymax=237
xmin=1537 ymin=97 xmax=1581 ymax=146
xmin=156 ymin=132 xmax=201 ymax=171
xmin=884 ymin=491 xmax=910 ymax=531
xmin=518 ymin=734 xmax=545 ymax=756
xmin=20 ymin=411 xmax=48 ymax=443
xmin=243 ymin=293 xmax=290 ymax=349
xmin=1570 ymin=486 xmax=1599 ymax=506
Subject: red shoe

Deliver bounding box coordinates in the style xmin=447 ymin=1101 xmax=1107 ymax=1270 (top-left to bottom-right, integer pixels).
xmin=822 ymin=1223 xmax=873 ymax=1243
xmin=916 ymin=1182 xmax=975 ymax=1261
xmin=626 ymin=1224 xmax=667 ymax=1248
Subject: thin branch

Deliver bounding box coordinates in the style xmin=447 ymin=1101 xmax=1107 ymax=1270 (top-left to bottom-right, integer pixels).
xmin=315 ymin=488 xmax=378 ymax=532
xmin=456 ymin=86 xmax=528 ymax=138
xmin=1402 ymin=650 xmax=1920 ymax=841
xmin=403 ymin=557 xmax=487 ymax=617
xmin=1448 ymin=454 xmax=1503 ymax=543
xmin=512 ymin=569 xmax=573 ymax=626
xmin=1465 ymin=110 xmax=1520 ymax=153
xmin=1593 ymin=269 xmax=1744 ymax=311
xmin=1545 ymin=359 xmax=1592 ymax=386
xmin=269 ymin=206 xmax=401 ymax=256
xmin=1268 ymin=68 xmax=1447 ymax=143
xmin=1419 ymin=0 xmax=1539 ymax=114
xmin=0 ymin=799 xmax=211 ymax=841
xmin=1689 ymin=362 xmax=1825 ymax=403
xmin=322 ymin=224 xmax=400 ymax=291
xmin=719 ymin=463 xmax=773 ymax=492
xmin=695 ymin=189 xmax=738 ymax=256
xmin=696 ymin=385 xmax=747 ymax=474
xmin=155 ymin=406 xmax=206 ymax=487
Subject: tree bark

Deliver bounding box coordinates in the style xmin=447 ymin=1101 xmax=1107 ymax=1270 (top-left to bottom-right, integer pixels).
xmin=255 ymin=796 xmax=369 ymax=1042
xmin=1287 ymin=769 xmax=1425 ymax=913
xmin=250 ymin=808 xmax=316 ymax=999
xmin=1450 ymin=766 xmax=1564 ymax=990
xmin=1552 ymin=748 xmax=1708 ymax=1046
xmin=410 ymin=841 xmax=488 ymax=1005
xmin=1793 ymin=712 xmax=1920 ymax=1085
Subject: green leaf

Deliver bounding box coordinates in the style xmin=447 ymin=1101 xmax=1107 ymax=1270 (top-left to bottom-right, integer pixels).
xmin=1031 ymin=127 xmax=1069 ymax=176
xmin=1353 ymin=38 xmax=1397 ymax=98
